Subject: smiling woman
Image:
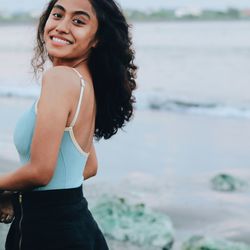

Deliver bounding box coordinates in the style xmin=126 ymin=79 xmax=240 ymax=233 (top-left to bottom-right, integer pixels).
xmin=43 ymin=0 xmax=99 ymax=66
xmin=1 ymin=0 xmax=137 ymax=249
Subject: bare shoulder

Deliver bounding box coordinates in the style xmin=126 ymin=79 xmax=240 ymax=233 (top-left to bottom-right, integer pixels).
xmin=37 ymin=66 xmax=81 ymax=110
xmin=42 ymin=66 xmax=78 ymax=90
xmin=41 ymin=65 xmax=92 ymax=96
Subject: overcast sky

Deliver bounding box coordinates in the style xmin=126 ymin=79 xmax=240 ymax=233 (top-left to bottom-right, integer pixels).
xmin=0 ymin=0 xmax=250 ymax=13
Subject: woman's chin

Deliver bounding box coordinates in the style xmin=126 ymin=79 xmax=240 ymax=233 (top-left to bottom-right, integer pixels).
xmin=46 ymin=43 xmax=72 ymax=54
xmin=47 ymin=50 xmax=70 ymax=59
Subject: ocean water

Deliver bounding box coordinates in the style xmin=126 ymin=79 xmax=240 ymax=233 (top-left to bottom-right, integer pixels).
xmin=0 ymin=21 xmax=250 ymax=249
xmin=0 ymin=21 xmax=250 ymax=117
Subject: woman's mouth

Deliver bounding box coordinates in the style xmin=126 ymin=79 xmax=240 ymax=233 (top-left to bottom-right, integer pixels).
xmin=50 ymin=36 xmax=73 ymax=46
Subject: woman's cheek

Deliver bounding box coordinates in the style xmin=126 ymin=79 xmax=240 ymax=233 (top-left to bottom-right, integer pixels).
xmin=45 ymin=18 xmax=54 ymax=31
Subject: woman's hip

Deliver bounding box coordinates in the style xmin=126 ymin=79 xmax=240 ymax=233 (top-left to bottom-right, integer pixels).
xmin=11 ymin=185 xmax=93 ymax=225
xmin=6 ymin=185 xmax=109 ymax=249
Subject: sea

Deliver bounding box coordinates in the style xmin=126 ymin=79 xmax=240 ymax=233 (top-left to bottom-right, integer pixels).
xmin=0 ymin=21 xmax=250 ymax=250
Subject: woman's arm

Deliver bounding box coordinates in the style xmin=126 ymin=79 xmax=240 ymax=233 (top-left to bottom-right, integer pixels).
xmin=0 ymin=163 xmax=44 ymax=191
xmin=0 ymin=66 xmax=74 ymax=191
xmin=83 ymin=142 xmax=98 ymax=180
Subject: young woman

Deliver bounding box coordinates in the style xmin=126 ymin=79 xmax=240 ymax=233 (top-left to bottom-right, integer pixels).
xmin=0 ymin=0 xmax=137 ymax=249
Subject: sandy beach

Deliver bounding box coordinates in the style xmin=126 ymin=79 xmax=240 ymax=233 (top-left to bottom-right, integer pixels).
xmin=0 ymin=156 xmax=250 ymax=250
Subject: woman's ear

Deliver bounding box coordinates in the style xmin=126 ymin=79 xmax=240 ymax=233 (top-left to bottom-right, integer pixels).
xmin=92 ymin=39 xmax=99 ymax=48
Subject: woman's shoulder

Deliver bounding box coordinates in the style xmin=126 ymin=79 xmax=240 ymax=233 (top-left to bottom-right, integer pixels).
xmin=37 ymin=66 xmax=82 ymax=112
xmin=42 ymin=66 xmax=76 ymax=84
xmin=41 ymin=66 xmax=83 ymax=95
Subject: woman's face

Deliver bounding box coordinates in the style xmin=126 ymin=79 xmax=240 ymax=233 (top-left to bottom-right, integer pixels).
xmin=44 ymin=0 xmax=98 ymax=65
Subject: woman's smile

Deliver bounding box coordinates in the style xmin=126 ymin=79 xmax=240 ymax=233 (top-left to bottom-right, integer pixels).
xmin=50 ymin=35 xmax=73 ymax=46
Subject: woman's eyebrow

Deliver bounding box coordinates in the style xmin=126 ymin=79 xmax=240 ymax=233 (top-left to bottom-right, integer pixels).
xmin=53 ymin=4 xmax=91 ymax=20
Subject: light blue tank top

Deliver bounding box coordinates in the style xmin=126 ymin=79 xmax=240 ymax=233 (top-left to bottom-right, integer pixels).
xmin=13 ymin=68 xmax=90 ymax=191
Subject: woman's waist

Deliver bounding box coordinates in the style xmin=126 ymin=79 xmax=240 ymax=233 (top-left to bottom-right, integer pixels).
xmin=12 ymin=185 xmax=85 ymax=209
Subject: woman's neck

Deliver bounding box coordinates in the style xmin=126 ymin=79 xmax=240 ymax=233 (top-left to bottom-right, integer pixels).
xmin=52 ymin=57 xmax=88 ymax=69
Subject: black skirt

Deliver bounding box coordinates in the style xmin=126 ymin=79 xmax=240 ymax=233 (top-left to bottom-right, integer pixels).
xmin=5 ymin=185 xmax=109 ymax=250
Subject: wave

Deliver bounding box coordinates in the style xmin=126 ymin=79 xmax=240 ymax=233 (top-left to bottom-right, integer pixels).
xmin=1 ymin=86 xmax=250 ymax=119
xmin=147 ymin=97 xmax=250 ymax=119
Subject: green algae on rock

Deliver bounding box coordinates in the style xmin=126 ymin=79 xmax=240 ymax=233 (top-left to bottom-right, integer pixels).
xmin=90 ymin=195 xmax=175 ymax=250
xmin=182 ymin=235 xmax=250 ymax=250
xmin=210 ymin=173 xmax=248 ymax=192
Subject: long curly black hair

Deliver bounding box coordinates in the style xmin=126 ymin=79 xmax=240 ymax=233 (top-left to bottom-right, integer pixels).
xmin=31 ymin=0 xmax=138 ymax=141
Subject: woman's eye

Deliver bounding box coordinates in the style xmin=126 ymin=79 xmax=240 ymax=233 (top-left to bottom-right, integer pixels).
xmin=73 ymin=19 xmax=85 ymax=25
xmin=52 ymin=13 xmax=62 ymax=18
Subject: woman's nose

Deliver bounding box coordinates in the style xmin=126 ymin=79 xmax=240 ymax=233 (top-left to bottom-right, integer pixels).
xmin=56 ymin=19 xmax=70 ymax=34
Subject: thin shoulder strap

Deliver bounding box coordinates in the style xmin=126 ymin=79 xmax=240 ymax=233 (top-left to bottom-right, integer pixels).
xmin=70 ymin=68 xmax=86 ymax=128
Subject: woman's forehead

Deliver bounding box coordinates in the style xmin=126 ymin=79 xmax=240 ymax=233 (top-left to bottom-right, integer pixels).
xmin=55 ymin=0 xmax=95 ymax=16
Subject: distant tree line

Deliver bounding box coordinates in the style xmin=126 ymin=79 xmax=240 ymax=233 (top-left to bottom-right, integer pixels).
xmin=125 ymin=8 xmax=250 ymax=21
xmin=0 ymin=8 xmax=250 ymax=24
xmin=0 ymin=12 xmax=37 ymax=24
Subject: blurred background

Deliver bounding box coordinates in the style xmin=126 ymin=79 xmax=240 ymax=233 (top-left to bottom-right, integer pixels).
xmin=0 ymin=0 xmax=250 ymax=249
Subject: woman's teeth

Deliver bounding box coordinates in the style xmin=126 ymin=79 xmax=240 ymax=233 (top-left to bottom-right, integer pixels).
xmin=52 ymin=37 xmax=71 ymax=45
